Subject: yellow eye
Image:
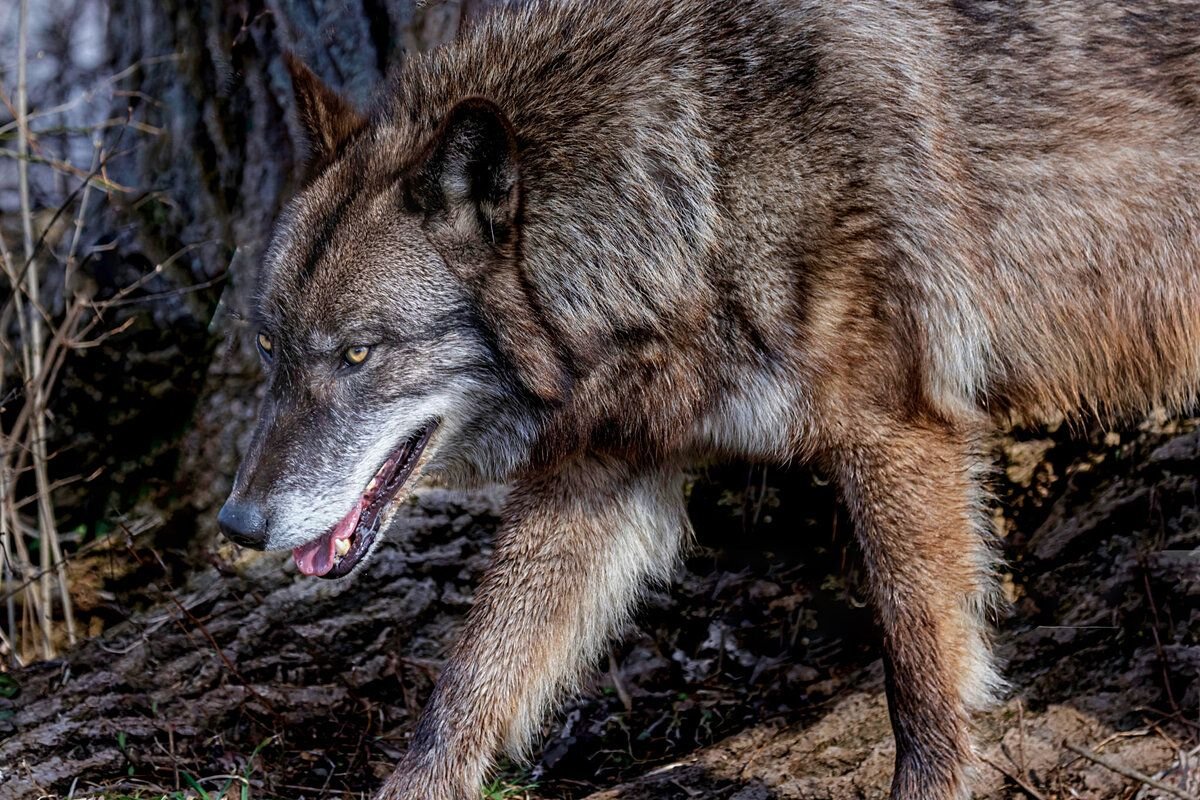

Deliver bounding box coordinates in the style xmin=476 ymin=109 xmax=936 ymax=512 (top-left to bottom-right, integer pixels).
xmin=343 ymin=345 xmax=371 ymax=366
xmin=257 ymin=332 xmax=273 ymax=357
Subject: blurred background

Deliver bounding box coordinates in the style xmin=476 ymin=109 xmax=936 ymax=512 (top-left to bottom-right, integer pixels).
xmin=0 ymin=2 xmax=1196 ymax=799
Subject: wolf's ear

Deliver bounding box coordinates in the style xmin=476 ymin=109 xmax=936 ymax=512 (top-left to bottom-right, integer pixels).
xmin=409 ymin=100 xmax=568 ymax=402
xmin=406 ymin=98 xmax=520 ymax=247
xmin=284 ymin=52 xmax=366 ymax=172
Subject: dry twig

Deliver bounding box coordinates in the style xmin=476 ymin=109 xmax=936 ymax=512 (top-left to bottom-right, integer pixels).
xmin=1065 ymin=741 xmax=1198 ymax=800
xmin=0 ymin=13 xmax=178 ymax=664
xmin=982 ymin=754 xmax=1049 ymax=800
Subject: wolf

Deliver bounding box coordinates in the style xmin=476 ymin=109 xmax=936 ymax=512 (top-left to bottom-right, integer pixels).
xmin=217 ymin=1 xmax=1200 ymax=797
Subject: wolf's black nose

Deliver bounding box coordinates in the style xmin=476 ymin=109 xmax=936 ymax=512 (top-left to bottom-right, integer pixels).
xmin=218 ymin=497 xmax=269 ymax=549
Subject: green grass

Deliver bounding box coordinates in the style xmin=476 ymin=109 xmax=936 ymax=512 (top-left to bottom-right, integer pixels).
xmin=90 ymin=734 xmax=274 ymax=800
xmin=480 ymin=779 xmax=539 ymax=800
xmin=480 ymin=763 xmax=539 ymax=800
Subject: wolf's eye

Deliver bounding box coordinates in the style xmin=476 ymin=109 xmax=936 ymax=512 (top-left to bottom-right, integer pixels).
xmin=256 ymin=332 xmax=273 ymax=359
xmin=343 ymin=345 xmax=371 ymax=366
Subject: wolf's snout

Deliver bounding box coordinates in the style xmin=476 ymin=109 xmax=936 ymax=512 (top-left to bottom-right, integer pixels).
xmin=217 ymin=496 xmax=269 ymax=550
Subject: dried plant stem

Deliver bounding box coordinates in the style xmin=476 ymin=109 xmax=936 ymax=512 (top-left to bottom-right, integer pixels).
xmin=0 ymin=234 xmax=35 ymax=666
xmin=15 ymin=0 xmax=75 ymax=657
xmin=15 ymin=0 xmax=51 ymax=660
xmin=0 ymin=53 xmax=181 ymax=138
xmin=2 ymin=496 xmax=45 ymax=661
xmin=0 ymin=454 xmax=19 ymax=667
xmin=37 ymin=146 xmax=100 ymax=654
xmin=1065 ymin=742 xmax=1198 ymax=800
xmin=0 ymin=38 xmax=167 ymax=663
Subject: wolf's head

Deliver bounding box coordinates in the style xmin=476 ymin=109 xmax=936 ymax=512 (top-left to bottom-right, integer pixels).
xmin=218 ymin=56 xmax=566 ymax=578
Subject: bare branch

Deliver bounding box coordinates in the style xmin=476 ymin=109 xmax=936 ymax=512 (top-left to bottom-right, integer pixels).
xmin=1065 ymin=742 xmax=1198 ymax=800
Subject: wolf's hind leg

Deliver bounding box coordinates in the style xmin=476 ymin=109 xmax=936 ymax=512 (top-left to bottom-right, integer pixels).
xmin=833 ymin=417 xmax=1002 ymax=800
xmin=377 ymin=456 xmax=689 ymax=800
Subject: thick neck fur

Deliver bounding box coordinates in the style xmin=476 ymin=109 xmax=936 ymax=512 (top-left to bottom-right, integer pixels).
xmin=358 ymin=1 xmax=810 ymax=464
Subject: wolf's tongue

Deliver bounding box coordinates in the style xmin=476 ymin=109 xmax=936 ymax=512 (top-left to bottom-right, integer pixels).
xmin=293 ymin=503 xmax=361 ymax=577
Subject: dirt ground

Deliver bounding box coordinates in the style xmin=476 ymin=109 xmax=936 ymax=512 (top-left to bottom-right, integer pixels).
xmin=1 ymin=418 xmax=1197 ymax=800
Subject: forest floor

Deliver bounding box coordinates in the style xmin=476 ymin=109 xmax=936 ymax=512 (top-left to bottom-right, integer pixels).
xmin=1 ymin=417 xmax=1197 ymax=800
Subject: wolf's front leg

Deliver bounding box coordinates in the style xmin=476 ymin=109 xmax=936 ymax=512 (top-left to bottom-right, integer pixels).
xmin=833 ymin=417 xmax=1002 ymax=800
xmin=377 ymin=456 xmax=689 ymax=800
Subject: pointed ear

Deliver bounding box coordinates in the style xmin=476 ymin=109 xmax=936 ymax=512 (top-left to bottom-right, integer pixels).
xmin=284 ymin=52 xmax=366 ymax=172
xmin=406 ymin=98 xmax=520 ymax=247
xmin=407 ymin=100 xmax=566 ymax=401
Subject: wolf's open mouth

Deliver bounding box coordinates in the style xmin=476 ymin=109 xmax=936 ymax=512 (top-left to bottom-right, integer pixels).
xmin=293 ymin=422 xmax=437 ymax=579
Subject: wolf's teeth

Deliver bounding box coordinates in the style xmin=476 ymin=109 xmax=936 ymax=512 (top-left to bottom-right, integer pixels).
xmin=335 ymin=537 xmax=351 ymax=557
xmin=367 ymin=477 xmax=379 ymax=492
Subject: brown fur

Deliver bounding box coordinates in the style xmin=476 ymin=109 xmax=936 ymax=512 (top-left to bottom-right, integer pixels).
xmin=234 ymin=2 xmax=1200 ymax=798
